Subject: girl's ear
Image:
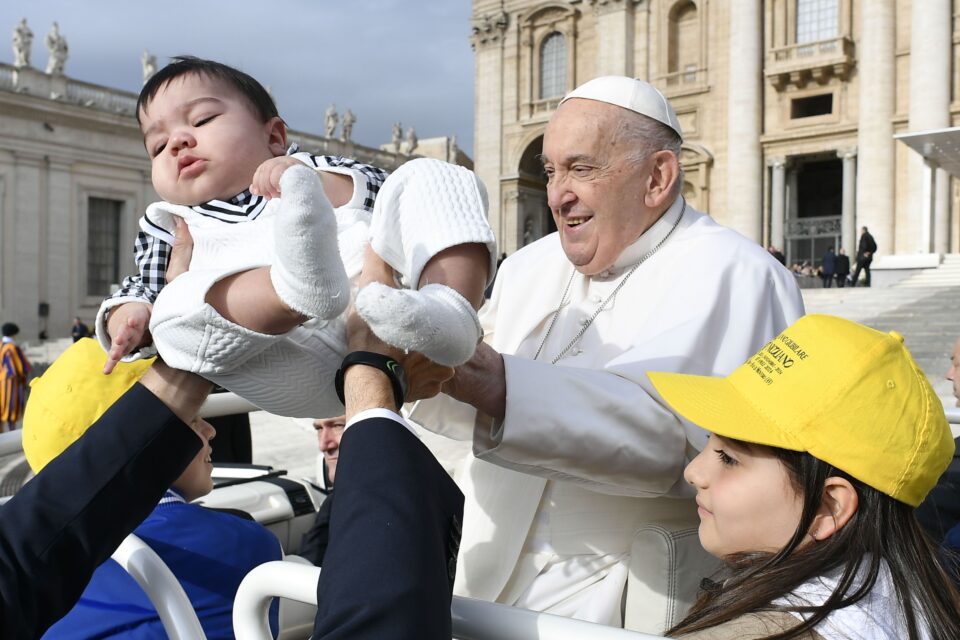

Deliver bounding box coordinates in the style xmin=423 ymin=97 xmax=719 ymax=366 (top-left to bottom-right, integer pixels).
xmin=808 ymin=476 xmax=858 ymax=541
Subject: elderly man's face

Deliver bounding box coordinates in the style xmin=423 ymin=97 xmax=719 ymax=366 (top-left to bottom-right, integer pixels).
xmin=542 ymin=99 xmax=667 ymax=275
xmin=946 ymin=339 xmax=960 ymax=406
xmin=314 ymin=415 xmax=346 ymax=483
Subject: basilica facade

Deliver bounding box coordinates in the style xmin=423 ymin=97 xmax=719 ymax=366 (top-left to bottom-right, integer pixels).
xmin=470 ymin=0 xmax=959 ymax=266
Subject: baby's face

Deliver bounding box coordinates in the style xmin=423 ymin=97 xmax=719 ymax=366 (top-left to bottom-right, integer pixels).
xmin=140 ymin=73 xmax=283 ymax=205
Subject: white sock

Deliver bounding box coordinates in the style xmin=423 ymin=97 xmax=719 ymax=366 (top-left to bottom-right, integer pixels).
xmin=355 ymin=282 xmax=482 ymax=366
xmin=270 ymin=164 xmax=349 ymax=319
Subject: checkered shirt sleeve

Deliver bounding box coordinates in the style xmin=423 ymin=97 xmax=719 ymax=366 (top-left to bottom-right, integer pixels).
xmin=109 ymin=230 xmax=171 ymax=305
xmin=309 ymin=155 xmax=387 ymax=212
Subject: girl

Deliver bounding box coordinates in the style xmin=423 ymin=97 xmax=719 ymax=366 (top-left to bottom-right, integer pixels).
xmin=649 ymin=314 xmax=960 ymax=640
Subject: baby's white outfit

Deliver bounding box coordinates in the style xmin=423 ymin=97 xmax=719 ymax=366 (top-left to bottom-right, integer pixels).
xmin=97 ymin=153 xmax=496 ymax=418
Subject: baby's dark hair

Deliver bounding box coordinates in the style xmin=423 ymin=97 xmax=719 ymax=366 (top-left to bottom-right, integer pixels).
xmin=137 ymin=56 xmax=279 ymax=126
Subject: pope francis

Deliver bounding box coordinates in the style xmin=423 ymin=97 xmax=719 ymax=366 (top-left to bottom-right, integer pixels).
xmin=409 ymin=76 xmax=805 ymax=633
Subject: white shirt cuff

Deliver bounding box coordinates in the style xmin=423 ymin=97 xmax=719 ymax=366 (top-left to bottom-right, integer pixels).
xmin=345 ymin=408 xmax=418 ymax=438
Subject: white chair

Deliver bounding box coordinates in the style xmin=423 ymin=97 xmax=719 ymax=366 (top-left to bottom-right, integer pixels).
xmin=111 ymin=534 xmax=207 ymax=640
xmin=232 ymin=560 xmax=667 ymax=640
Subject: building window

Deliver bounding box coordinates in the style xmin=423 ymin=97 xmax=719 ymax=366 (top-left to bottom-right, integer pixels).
xmin=668 ymin=1 xmax=699 ymax=75
xmin=539 ymin=32 xmax=566 ymax=99
xmin=87 ymin=197 xmax=123 ymax=296
xmin=796 ymin=0 xmax=838 ymax=44
xmin=791 ymin=93 xmax=833 ymax=118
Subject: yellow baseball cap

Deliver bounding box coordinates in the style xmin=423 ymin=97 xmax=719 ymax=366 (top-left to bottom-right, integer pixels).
xmin=648 ymin=314 xmax=954 ymax=507
xmin=23 ymin=338 xmax=154 ymax=472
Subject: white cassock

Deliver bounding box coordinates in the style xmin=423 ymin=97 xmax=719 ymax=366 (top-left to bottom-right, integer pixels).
xmin=408 ymin=196 xmax=805 ymax=631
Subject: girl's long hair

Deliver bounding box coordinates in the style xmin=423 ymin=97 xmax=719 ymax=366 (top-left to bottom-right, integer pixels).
xmin=667 ymin=446 xmax=960 ymax=640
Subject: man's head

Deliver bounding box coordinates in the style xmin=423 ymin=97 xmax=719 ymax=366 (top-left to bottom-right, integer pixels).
xmin=314 ymin=415 xmax=346 ymax=484
xmin=862 ymin=226 xmax=869 ymax=234
xmin=1 ymin=322 xmax=18 ymax=337
xmin=541 ymin=76 xmax=683 ymax=275
xmin=138 ymin=56 xmax=287 ymax=206
xmin=946 ymin=338 xmax=960 ymax=406
xmin=23 ymin=337 xmax=218 ymax=501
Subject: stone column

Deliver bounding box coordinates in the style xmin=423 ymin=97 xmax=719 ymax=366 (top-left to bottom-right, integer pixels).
xmin=768 ymin=157 xmax=787 ymax=252
xmin=907 ymin=0 xmax=951 ymax=253
xmin=470 ymin=10 xmax=508 ymax=250
xmin=855 ymin=0 xmax=895 ymax=254
xmin=594 ymin=0 xmax=635 ymax=76
xmin=12 ymin=153 xmax=43 ymax=339
xmin=922 ymin=157 xmax=939 ymax=252
xmin=838 ymin=148 xmax=857 ymax=255
xmin=46 ymin=159 xmax=72 ymax=335
xmin=726 ymin=0 xmax=763 ymax=242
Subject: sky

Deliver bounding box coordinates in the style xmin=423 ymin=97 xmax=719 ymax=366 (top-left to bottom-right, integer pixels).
xmin=0 ymin=1 xmax=477 ymax=155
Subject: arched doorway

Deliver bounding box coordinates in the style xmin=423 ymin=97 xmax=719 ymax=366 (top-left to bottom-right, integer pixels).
xmin=516 ymin=135 xmax=555 ymax=248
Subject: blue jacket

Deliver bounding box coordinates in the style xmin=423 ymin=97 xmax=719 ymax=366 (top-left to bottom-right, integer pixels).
xmin=43 ymin=490 xmax=281 ymax=639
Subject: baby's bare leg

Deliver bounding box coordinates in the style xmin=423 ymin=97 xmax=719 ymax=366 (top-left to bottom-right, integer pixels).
xmin=417 ymin=243 xmax=490 ymax=309
xmin=354 ymin=158 xmax=494 ymax=366
xmin=205 ymin=268 xmax=306 ymax=335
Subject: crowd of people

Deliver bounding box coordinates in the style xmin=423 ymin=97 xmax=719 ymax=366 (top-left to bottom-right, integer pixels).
xmin=0 ymin=61 xmax=957 ymax=640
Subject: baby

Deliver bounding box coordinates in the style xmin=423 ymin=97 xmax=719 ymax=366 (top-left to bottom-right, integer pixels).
xmin=98 ymin=57 xmax=496 ymax=418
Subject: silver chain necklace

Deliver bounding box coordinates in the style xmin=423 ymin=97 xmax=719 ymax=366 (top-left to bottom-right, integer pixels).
xmin=533 ymin=199 xmax=687 ymax=364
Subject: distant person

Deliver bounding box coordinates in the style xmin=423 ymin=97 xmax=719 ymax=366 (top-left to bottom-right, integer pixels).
xmin=767 ymin=245 xmax=786 ymax=266
xmin=299 ymin=414 xmax=346 ymax=566
xmin=820 ymin=247 xmax=835 ymax=288
xmin=70 ymin=317 xmax=90 ymax=342
xmin=834 ymin=248 xmax=851 ymax=288
xmin=0 ymin=322 xmax=31 ymax=432
xmin=652 ymin=315 xmax=960 ymax=639
xmin=851 ymin=226 xmax=877 ymax=287
xmin=33 ymin=339 xmax=281 ymax=640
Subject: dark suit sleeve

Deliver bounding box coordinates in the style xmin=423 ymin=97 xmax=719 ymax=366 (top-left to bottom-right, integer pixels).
xmin=313 ymin=417 xmax=464 ymax=640
xmin=0 ymin=383 xmax=201 ymax=639
xmin=299 ymin=492 xmax=334 ymax=567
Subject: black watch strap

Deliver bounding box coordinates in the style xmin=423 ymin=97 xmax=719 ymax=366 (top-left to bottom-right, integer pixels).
xmin=335 ymin=351 xmax=407 ymax=410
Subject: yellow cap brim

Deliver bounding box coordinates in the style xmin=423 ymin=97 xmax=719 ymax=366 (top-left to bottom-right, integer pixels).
xmin=648 ymin=370 xmax=804 ymax=451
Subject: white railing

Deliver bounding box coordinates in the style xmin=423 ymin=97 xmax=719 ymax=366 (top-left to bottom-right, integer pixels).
xmin=232 ymin=560 xmax=664 ymax=640
xmin=65 ymin=80 xmax=138 ymax=114
xmin=767 ymin=36 xmax=853 ymax=65
xmin=0 ymin=430 xmax=22 ymax=458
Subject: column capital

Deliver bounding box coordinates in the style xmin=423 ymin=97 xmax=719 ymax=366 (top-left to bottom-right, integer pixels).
xmin=470 ymin=11 xmax=509 ymax=49
xmin=766 ymin=155 xmax=787 ymax=168
xmin=589 ymin=0 xmax=642 ymax=16
xmin=837 ymin=147 xmax=858 ymax=160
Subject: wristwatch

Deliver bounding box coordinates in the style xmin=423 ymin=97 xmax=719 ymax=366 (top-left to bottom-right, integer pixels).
xmin=334 ymin=351 xmax=408 ymax=410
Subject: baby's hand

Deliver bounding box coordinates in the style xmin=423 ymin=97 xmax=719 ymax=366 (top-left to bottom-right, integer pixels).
xmin=250 ymin=156 xmax=304 ymax=199
xmin=104 ymin=302 xmax=152 ymax=374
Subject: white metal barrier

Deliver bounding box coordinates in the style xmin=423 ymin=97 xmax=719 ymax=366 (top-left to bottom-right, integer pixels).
xmin=111 ymin=534 xmax=207 ymax=640
xmin=0 ymin=430 xmax=22 ymax=457
xmin=232 ymin=560 xmax=665 ymax=640
xmin=200 ymin=393 xmax=261 ymax=419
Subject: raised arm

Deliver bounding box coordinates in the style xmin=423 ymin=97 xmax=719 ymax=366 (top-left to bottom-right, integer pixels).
xmin=0 ymin=362 xmax=211 ymax=638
